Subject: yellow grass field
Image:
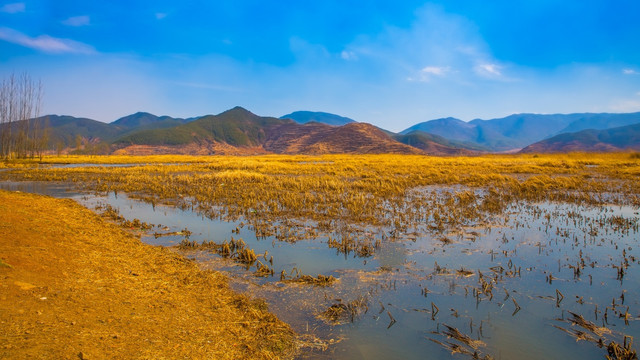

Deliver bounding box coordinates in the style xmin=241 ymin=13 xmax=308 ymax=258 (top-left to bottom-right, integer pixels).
xmin=5 ymin=153 xmax=639 ymax=228
xmin=0 ymin=190 xmax=295 ymax=360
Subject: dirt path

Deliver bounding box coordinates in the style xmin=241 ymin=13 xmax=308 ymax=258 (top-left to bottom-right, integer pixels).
xmin=0 ymin=190 xmax=294 ymax=359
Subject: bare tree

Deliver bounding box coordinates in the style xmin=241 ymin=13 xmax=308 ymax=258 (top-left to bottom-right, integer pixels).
xmin=75 ymin=134 xmax=83 ymax=150
xmin=0 ymin=73 xmax=44 ymax=159
xmin=55 ymin=139 xmax=64 ymax=156
xmin=0 ymin=75 xmax=13 ymax=158
xmin=35 ymin=117 xmax=50 ymax=160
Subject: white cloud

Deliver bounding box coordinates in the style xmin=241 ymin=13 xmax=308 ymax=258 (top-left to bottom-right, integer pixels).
xmin=62 ymin=15 xmax=90 ymax=27
xmin=0 ymin=2 xmax=24 ymax=13
xmin=623 ymin=68 xmax=639 ymax=75
xmin=341 ymin=50 xmax=357 ymax=61
xmin=474 ymin=63 xmax=502 ymax=77
xmin=0 ymin=27 xmax=95 ymax=54
xmin=420 ymin=66 xmax=449 ymax=76
xmin=155 ymin=12 xmax=167 ymax=20
xmin=421 ymin=66 xmax=450 ymax=76
xmin=346 ymin=4 xmax=510 ymax=85
xmin=408 ymin=66 xmax=451 ymax=82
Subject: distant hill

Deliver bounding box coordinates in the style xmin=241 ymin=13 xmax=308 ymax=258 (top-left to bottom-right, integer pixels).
xmin=115 ymin=107 xmax=426 ymax=155
xmin=264 ymin=122 xmax=421 ymax=154
xmin=1 ymin=113 xmax=199 ymax=154
xmin=521 ymin=123 xmax=640 ymax=153
xmin=393 ymin=130 xmax=488 ymax=155
xmin=401 ymin=113 xmax=640 ymax=151
xmin=111 ymin=112 xmax=190 ymax=129
xmin=115 ymin=107 xmax=290 ymax=148
xmin=19 ymin=108 xmax=640 ymax=156
xmin=280 ymin=111 xmax=356 ymax=126
xmin=14 ymin=108 xmax=433 ymax=155
xmin=12 ymin=112 xmax=198 ymax=149
xmin=555 ymin=112 xmax=640 ymax=134
xmin=401 ymin=117 xmax=476 ymax=139
xmin=468 ymin=114 xmax=577 ymax=150
xmin=31 ymin=115 xmax=125 ymax=148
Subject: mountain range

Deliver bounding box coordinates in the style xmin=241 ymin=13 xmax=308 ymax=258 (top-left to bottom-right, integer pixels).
xmin=113 ymin=107 xmax=422 ymax=155
xmin=401 ymin=112 xmax=640 ymax=151
xmin=521 ymin=123 xmax=640 ymax=153
xmin=6 ymin=108 xmax=640 ymax=155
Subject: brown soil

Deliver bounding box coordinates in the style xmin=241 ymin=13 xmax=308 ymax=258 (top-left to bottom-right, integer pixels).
xmin=0 ymin=190 xmax=294 ymax=359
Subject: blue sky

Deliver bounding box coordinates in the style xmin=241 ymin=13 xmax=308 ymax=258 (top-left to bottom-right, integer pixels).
xmin=1 ymin=0 xmax=639 ymax=131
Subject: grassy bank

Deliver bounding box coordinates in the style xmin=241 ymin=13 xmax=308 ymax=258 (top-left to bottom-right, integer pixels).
xmin=0 ymin=190 xmax=295 ymax=359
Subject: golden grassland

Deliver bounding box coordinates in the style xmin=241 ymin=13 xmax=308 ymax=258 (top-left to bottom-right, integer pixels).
xmin=0 ymin=190 xmax=295 ymax=360
xmin=3 ymin=153 xmax=639 ymax=228
xmin=3 ymin=152 xmax=639 ymax=259
xmin=7 ymin=154 xmax=212 ymax=164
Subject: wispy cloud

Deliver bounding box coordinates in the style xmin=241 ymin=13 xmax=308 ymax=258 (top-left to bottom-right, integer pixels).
xmin=62 ymin=15 xmax=90 ymax=27
xmin=0 ymin=27 xmax=95 ymax=54
xmin=421 ymin=66 xmax=449 ymax=76
xmin=474 ymin=63 xmax=502 ymax=78
xmin=340 ymin=50 xmax=357 ymax=61
xmin=623 ymin=68 xmax=639 ymax=75
xmin=155 ymin=12 xmax=167 ymax=20
xmin=408 ymin=66 xmax=451 ymax=82
xmin=346 ymin=4 xmax=510 ymax=84
xmin=0 ymin=2 xmax=24 ymax=13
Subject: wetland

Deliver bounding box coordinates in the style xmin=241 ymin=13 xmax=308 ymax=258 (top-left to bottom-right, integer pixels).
xmin=2 ymin=153 xmax=640 ymax=359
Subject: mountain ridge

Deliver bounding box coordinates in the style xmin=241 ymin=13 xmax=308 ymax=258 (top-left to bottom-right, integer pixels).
xmin=521 ymin=122 xmax=640 ymax=153
xmin=115 ymin=107 xmax=425 ymax=155
xmin=111 ymin=112 xmax=191 ymax=128
xmin=6 ymin=108 xmax=640 ymax=155
xmin=401 ymin=112 xmax=640 ymax=151
xmin=280 ymin=111 xmax=356 ymax=126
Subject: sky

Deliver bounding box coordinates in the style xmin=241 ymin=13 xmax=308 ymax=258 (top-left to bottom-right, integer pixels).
xmin=1 ymin=0 xmax=639 ymax=131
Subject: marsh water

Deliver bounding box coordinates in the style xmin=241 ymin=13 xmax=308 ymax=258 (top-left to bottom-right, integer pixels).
xmin=2 ymin=179 xmax=639 ymax=359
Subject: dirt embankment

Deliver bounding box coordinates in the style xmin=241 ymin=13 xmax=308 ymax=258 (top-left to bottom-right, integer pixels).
xmin=0 ymin=190 xmax=295 ymax=359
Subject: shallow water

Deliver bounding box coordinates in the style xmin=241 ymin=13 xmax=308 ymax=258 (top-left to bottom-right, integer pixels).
xmin=2 ymin=179 xmax=639 ymax=359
